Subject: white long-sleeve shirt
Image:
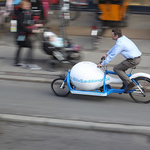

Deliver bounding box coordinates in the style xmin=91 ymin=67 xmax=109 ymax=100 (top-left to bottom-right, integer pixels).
xmin=101 ymin=35 xmax=142 ymax=66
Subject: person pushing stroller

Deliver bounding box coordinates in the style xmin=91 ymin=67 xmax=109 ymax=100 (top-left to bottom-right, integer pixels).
xmin=14 ymin=0 xmax=42 ymax=70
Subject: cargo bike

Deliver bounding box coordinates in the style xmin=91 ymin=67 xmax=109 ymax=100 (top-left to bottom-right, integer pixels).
xmin=51 ymin=59 xmax=150 ymax=103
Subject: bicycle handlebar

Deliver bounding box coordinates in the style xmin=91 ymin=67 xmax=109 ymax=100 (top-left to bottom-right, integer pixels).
xmin=100 ymin=56 xmax=105 ymax=64
xmin=97 ymin=56 xmax=106 ymax=69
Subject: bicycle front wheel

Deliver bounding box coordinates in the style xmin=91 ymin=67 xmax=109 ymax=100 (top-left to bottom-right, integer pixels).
xmin=129 ymin=77 xmax=150 ymax=103
xmin=51 ymin=78 xmax=70 ymax=97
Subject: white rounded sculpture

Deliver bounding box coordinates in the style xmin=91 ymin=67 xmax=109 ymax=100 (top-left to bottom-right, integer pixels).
xmin=70 ymin=61 xmax=105 ymax=90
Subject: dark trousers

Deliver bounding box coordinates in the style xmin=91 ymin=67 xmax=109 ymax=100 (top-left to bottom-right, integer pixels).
xmin=113 ymin=57 xmax=141 ymax=85
xmin=15 ymin=36 xmax=33 ymax=64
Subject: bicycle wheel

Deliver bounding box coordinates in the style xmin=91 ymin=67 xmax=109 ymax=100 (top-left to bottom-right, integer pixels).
xmin=51 ymin=78 xmax=70 ymax=97
xmin=129 ymin=77 xmax=150 ymax=103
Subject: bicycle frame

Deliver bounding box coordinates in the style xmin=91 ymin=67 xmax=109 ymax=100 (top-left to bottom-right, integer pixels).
xmin=65 ymin=68 xmax=133 ymax=97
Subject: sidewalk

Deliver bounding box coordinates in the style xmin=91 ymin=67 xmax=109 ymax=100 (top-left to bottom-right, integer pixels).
xmin=0 ymin=12 xmax=150 ymax=86
xmin=0 ymin=12 xmax=150 ymax=82
xmin=0 ymin=36 xmax=150 ymax=82
xmin=0 ymin=12 xmax=150 ymax=133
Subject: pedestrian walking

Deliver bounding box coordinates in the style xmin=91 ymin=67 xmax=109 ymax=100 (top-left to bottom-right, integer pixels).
xmin=14 ymin=0 xmax=41 ymax=70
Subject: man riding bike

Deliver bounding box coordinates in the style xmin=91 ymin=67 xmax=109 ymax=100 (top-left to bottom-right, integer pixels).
xmin=97 ymin=28 xmax=142 ymax=92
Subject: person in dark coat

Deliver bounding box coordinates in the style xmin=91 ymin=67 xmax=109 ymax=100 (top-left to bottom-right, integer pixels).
xmin=14 ymin=0 xmax=41 ymax=69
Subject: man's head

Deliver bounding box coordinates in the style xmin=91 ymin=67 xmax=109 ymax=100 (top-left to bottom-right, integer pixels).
xmin=111 ymin=28 xmax=122 ymax=40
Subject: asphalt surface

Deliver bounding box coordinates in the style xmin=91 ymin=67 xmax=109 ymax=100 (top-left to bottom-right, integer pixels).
xmin=0 ymin=11 xmax=150 ymax=133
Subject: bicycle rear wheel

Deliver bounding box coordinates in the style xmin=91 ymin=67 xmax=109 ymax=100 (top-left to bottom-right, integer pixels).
xmin=129 ymin=77 xmax=150 ymax=103
xmin=51 ymin=77 xmax=70 ymax=97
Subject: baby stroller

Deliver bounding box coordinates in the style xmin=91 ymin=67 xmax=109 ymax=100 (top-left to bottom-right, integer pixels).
xmin=42 ymin=31 xmax=82 ymax=71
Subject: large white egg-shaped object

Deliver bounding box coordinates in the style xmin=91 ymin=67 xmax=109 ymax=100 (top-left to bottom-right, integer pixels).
xmin=70 ymin=61 xmax=104 ymax=90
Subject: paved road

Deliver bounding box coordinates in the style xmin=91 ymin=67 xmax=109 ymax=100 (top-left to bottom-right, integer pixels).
xmin=1 ymin=121 xmax=150 ymax=150
xmin=1 ymin=80 xmax=150 ymax=127
xmin=0 ymin=12 xmax=150 ymax=134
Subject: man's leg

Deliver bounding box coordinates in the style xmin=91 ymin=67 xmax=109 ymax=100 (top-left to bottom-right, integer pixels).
xmin=113 ymin=58 xmax=141 ymax=91
xmin=113 ymin=60 xmax=133 ymax=85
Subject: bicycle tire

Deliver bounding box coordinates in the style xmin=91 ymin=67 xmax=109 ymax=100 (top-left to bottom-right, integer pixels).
xmin=51 ymin=77 xmax=70 ymax=97
xmin=129 ymin=77 xmax=150 ymax=103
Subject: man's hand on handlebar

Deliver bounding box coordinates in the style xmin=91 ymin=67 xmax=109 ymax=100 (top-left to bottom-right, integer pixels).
xmin=97 ymin=54 xmax=107 ymax=68
xmin=97 ymin=63 xmax=103 ymax=68
xmin=101 ymin=54 xmax=107 ymax=59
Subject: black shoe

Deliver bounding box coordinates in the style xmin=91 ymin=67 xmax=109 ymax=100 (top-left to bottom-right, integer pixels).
xmin=124 ymin=82 xmax=135 ymax=93
xmin=14 ymin=63 xmax=24 ymax=67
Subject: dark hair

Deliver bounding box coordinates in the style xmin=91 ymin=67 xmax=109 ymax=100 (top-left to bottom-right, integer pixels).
xmin=112 ymin=28 xmax=122 ymax=38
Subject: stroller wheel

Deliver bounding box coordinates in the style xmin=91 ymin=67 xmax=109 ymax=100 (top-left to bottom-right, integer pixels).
xmin=67 ymin=51 xmax=82 ymax=61
xmin=45 ymin=59 xmax=60 ymax=72
xmin=68 ymin=51 xmax=83 ymax=65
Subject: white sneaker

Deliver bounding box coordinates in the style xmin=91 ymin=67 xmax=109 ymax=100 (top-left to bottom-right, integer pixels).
xmin=24 ymin=64 xmax=42 ymax=70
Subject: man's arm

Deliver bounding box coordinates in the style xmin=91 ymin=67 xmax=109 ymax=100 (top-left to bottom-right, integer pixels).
xmin=100 ymin=44 xmax=122 ymax=66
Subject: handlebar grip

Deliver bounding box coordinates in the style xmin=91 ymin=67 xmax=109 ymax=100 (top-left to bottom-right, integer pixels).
xmin=100 ymin=56 xmax=105 ymax=64
xmin=101 ymin=56 xmax=105 ymax=60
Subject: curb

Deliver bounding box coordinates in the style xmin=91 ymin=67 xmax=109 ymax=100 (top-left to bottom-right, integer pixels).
xmin=0 ymin=75 xmax=53 ymax=83
xmin=0 ymin=70 xmax=61 ymax=83
xmin=1 ymin=73 xmax=150 ymax=91
xmin=0 ymin=113 xmax=150 ymax=135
